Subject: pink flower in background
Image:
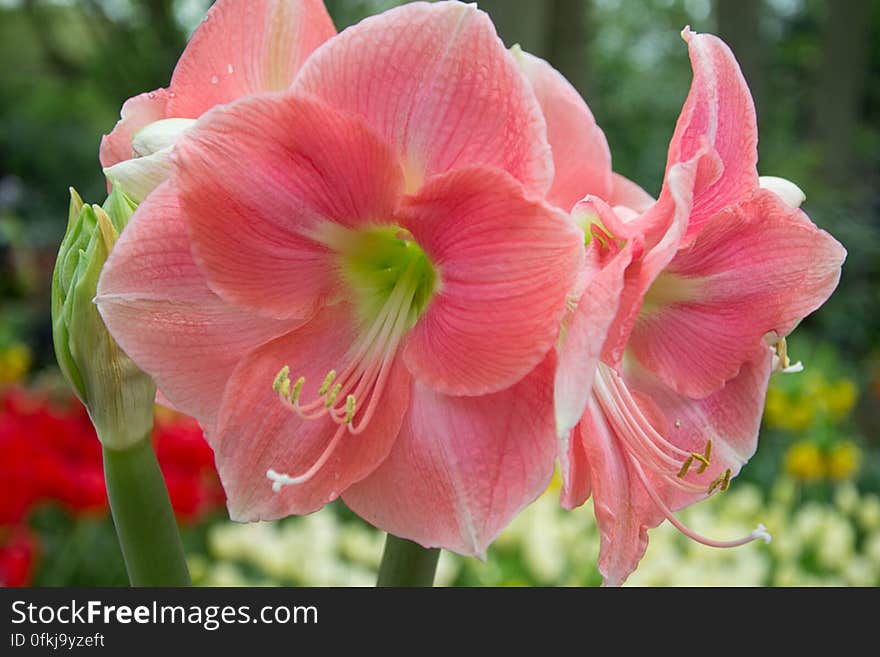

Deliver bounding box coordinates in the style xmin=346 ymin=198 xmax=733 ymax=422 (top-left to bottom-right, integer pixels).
xmin=100 ymin=0 xmax=336 ymax=202
xmin=511 ymin=46 xmax=613 ymax=213
xmin=512 ymin=44 xmax=656 ymax=216
xmin=550 ymin=29 xmax=846 ymax=585
xmin=97 ymin=1 xmax=582 ymax=555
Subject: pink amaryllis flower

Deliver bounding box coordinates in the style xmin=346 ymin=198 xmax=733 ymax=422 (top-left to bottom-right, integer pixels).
xmin=100 ymin=0 xmax=336 ymax=202
xmin=511 ymin=44 xmax=655 ymax=216
xmin=97 ymin=1 xmax=583 ymax=555
xmin=551 ymin=28 xmax=846 ymax=585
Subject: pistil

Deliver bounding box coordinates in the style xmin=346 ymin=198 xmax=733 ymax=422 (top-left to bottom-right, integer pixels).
xmin=594 ymin=364 xmax=770 ymax=549
xmin=266 ymin=224 xmax=439 ymax=490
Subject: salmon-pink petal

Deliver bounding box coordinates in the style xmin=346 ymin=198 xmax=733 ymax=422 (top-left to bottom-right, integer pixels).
xmin=514 ymin=48 xmax=612 ymax=212
xmin=294 ymin=1 xmax=552 ymax=195
xmin=560 ymin=420 xmax=592 ymax=510
xmin=627 ymin=347 xmax=773 ymax=500
xmin=166 ymin=0 xmax=335 ymax=118
xmin=214 ymin=304 xmax=411 ymax=520
xmin=344 ymin=354 xmax=556 ymax=556
xmin=630 ymin=190 xmax=846 ymax=397
xmin=581 ymin=349 xmax=772 ymax=585
xmin=555 ymin=241 xmax=635 ymax=440
xmin=99 ymin=89 xmax=169 ymax=169
xmin=402 ymin=167 xmax=582 ymax=396
xmin=175 ymin=92 xmax=405 ymax=320
xmin=667 ymin=28 xmax=758 ymax=244
xmin=96 ymin=183 xmax=296 ymax=426
xmin=576 ymin=396 xmax=652 ymax=586
xmin=600 ymin=153 xmax=706 ymax=370
xmin=609 ymin=172 xmax=655 ymax=213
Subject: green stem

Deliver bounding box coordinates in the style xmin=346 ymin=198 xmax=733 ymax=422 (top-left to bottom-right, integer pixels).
xmin=376 ymin=534 xmax=440 ymax=587
xmin=102 ymin=437 xmax=191 ymax=586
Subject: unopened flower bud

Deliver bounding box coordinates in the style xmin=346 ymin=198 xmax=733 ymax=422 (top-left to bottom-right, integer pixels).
xmin=51 ymin=186 xmax=155 ymax=448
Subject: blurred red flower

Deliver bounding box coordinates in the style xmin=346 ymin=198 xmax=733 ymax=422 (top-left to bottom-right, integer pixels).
xmin=0 ymin=386 xmax=225 ymax=585
xmin=154 ymin=411 xmax=226 ymax=521
xmin=0 ymin=388 xmax=104 ymax=524
xmin=0 ymin=527 xmax=38 ymax=587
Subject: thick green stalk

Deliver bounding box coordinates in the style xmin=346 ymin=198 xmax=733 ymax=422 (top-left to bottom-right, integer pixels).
xmin=102 ymin=437 xmax=191 ymax=586
xmin=376 ymin=534 xmax=440 ymax=587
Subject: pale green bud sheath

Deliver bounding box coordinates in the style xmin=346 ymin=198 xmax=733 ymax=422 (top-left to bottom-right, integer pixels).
xmin=53 ymin=191 xmax=154 ymax=449
xmin=51 ymin=186 xmax=190 ymax=586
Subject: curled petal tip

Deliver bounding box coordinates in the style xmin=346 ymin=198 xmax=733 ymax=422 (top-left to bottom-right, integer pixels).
xmin=759 ymin=175 xmax=806 ymax=209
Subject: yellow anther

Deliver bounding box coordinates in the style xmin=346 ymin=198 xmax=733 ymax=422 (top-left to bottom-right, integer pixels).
xmin=279 ymin=378 xmax=291 ymax=398
xmin=344 ymin=395 xmax=356 ymax=424
xmin=677 ymin=456 xmax=694 ymax=478
xmin=708 ymin=468 xmax=732 ymax=495
xmin=324 ymin=383 xmax=342 ymax=407
xmin=700 ymin=440 xmax=713 ymax=472
xmin=272 ymin=366 xmax=290 ymax=392
xmin=318 ymin=370 xmax=337 ymax=396
xmin=677 ymin=440 xmax=713 ymax=477
xmin=291 ymin=376 xmax=305 ymax=403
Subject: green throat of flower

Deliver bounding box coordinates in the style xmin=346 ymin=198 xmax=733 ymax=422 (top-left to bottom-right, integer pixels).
xmin=264 ymin=223 xmax=439 ymax=494
xmin=324 ymin=224 xmax=438 ymax=330
xmin=640 ymin=272 xmax=702 ymax=316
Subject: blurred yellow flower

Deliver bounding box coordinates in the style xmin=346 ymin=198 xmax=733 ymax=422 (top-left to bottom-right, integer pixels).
xmin=822 ymin=378 xmax=858 ymax=419
xmin=546 ymin=467 xmax=563 ymax=494
xmin=827 ymin=442 xmax=861 ymax=481
xmin=0 ymin=343 xmax=31 ymax=385
xmin=764 ymin=387 xmax=787 ymax=425
xmin=765 ymin=370 xmax=859 ymax=433
xmin=784 ymin=441 xmax=825 ymax=482
xmin=764 ymin=386 xmax=815 ymax=432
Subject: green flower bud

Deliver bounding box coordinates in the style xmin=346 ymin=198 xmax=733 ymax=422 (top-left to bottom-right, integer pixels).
xmin=51 ymin=186 xmax=156 ymax=448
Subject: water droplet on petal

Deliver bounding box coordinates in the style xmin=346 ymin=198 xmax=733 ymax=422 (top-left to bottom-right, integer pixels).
xmin=168 ymin=91 xmax=176 ymax=98
xmin=210 ymin=75 xmax=219 ymax=85
xmin=147 ymin=91 xmax=156 ymax=99
xmin=227 ymin=63 xmax=234 ymax=74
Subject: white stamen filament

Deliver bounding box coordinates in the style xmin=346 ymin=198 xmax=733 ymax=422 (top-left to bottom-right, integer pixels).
xmin=266 ymin=259 xmax=421 ymax=489
xmin=628 ymin=455 xmax=772 ymax=549
xmin=594 ymin=364 xmax=770 ymax=549
xmin=595 ymin=366 xmax=705 ymax=495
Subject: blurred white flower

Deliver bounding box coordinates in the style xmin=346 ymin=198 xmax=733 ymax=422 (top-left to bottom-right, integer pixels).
xmin=186 ymin=476 xmax=876 ymax=587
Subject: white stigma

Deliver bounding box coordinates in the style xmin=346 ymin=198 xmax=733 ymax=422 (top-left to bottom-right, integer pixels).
xmin=267 ymin=469 xmax=298 ymax=492
xmin=265 ymin=255 xmax=426 ymax=492
xmin=753 ymin=523 xmax=772 ymax=544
